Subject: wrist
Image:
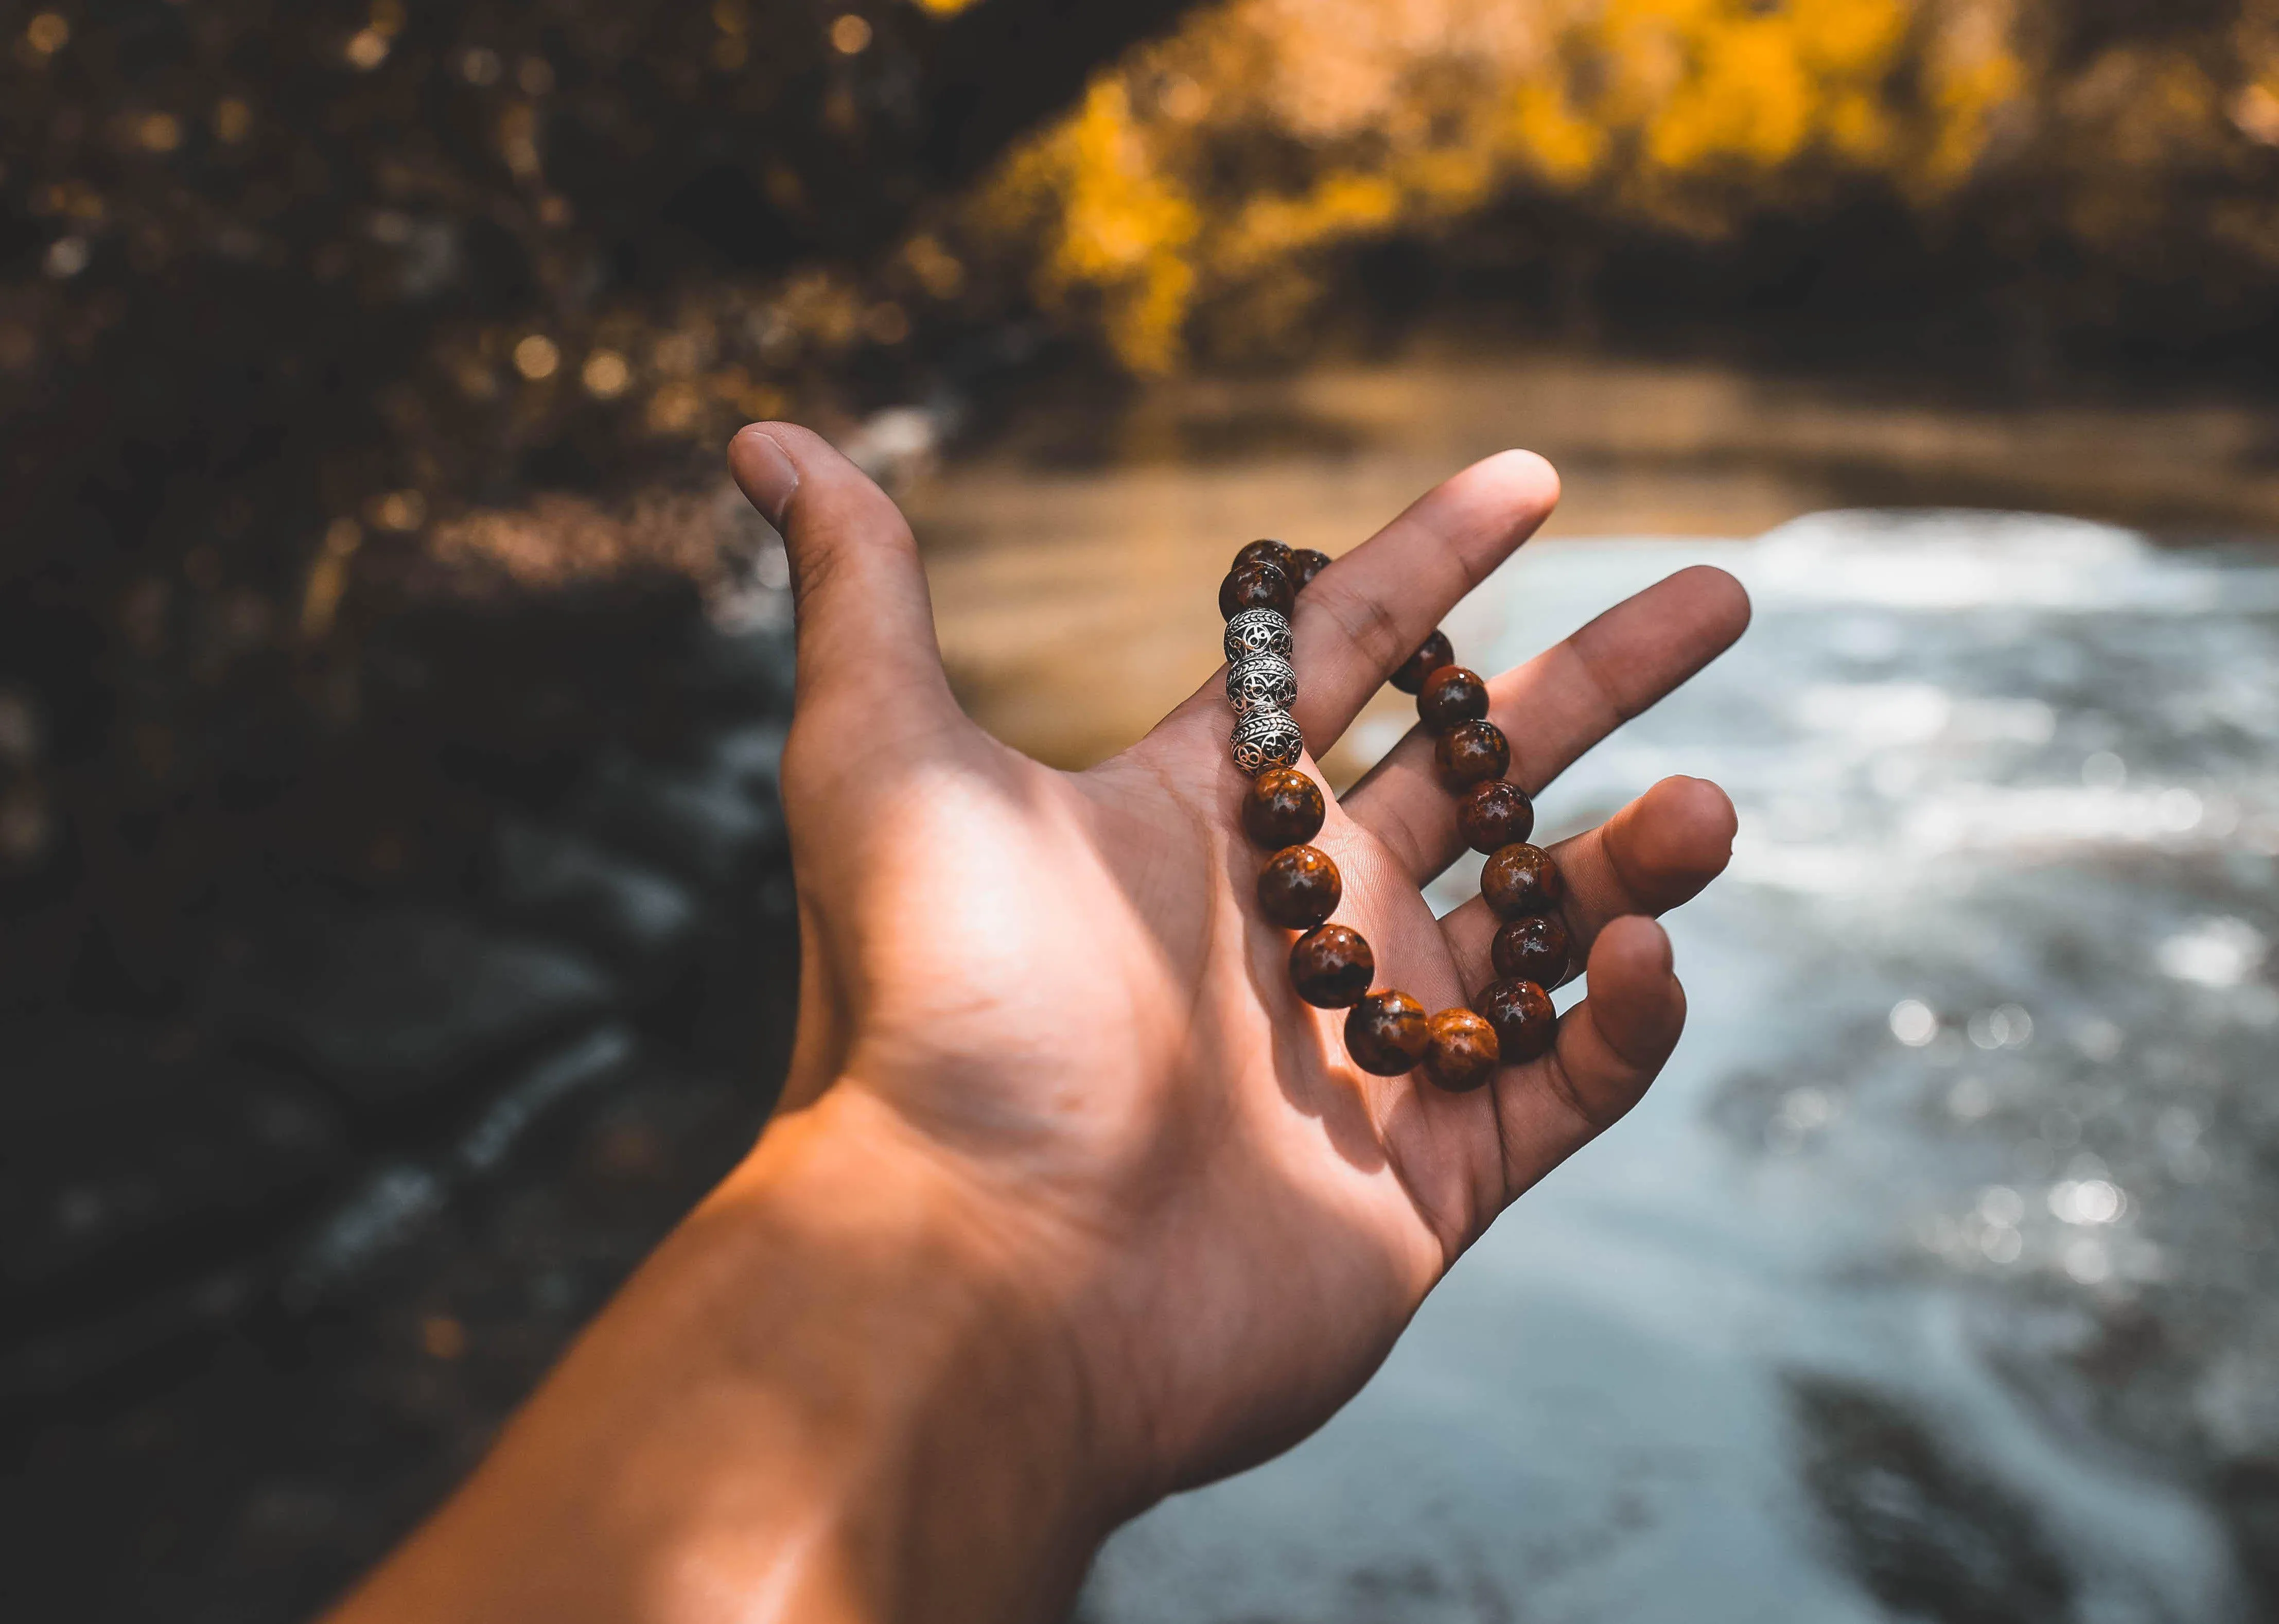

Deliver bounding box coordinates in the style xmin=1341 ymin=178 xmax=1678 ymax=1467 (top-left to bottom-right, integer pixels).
xmin=690 ymin=1086 xmax=1114 ymax=1620
xmin=335 ymin=1086 xmax=1109 ymax=1624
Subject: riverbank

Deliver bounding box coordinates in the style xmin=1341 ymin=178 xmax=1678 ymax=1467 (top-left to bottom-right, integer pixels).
xmin=908 ymin=346 xmax=2279 ymax=769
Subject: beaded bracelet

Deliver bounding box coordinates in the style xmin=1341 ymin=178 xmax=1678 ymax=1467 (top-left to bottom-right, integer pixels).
xmin=1218 ymin=541 xmax=1566 ymax=1091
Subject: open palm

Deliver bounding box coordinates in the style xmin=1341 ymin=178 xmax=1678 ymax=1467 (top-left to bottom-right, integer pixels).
xmin=735 ymin=423 xmax=1751 ymax=1514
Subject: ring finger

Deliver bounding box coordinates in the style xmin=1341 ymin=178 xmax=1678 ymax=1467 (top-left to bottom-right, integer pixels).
xmin=1439 ymin=775 xmax=1738 ymax=999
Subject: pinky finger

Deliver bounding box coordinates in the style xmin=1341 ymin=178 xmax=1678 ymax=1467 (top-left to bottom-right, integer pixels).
xmin=1491 ymin=915 xmax=1685 ymax=1201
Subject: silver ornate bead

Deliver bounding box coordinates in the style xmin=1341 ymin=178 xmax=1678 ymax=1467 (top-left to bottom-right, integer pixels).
xmin=1226 ymin=653 xmax=1299 ymax=718
xmin=1223 ymin=608 xmax=1293 ymax=665
xmin=1231 ymin=708 xmax=1304 ymax=777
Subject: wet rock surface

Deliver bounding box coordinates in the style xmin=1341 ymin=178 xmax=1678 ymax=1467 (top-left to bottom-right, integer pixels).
xmin=485 ymin=820 xmax=703 ymax=980
xmin=211 ymin=910 xmax=618 ymax=1113
xmin=3 ymin=579 xmax=799 ymax=1618
xmin=1789 ymin=1372 xmax=2077 ymax=1624
xmin=11 ymin=1056 xmax=778 ymax=1623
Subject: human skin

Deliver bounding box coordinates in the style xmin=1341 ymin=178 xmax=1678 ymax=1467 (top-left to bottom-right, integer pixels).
xmin=327 ymin=425 xmax=1750 ymax=1624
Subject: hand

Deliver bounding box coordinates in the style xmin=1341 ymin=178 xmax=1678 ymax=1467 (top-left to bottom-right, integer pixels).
xmin=331 ymin=426 xmax=1749 ymax=1624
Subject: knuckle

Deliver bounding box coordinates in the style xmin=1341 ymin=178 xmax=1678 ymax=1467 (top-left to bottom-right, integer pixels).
xmin=1541 ymin=1052 xmax=1628 ymax=1137
xmin=1320 ymin=580 xmax=1414 ymax=673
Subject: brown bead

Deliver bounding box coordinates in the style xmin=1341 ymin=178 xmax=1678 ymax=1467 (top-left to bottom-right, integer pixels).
xmin=1219 ymin=561 xmax=1294 ymax=620
xmin=1424 ymin=1008 xmax=1501 ymax=1092
xmin=1390 ymin=630 xmax=1453 ymax=694
xmin=1417 ymin=665 xmax=1490 ymax=734
xmin=1477 ymin=979 xmax=1557 ymax=1063
xmin=1232 ymin=538 xmax=1294 ymax=576
xmin=1290 ymin=548 xmax=1331 ymax=588
xmin=1257 ymin=845 xmax=1341 ymax=930
xmin=1344 ymin=990 xmax=1429 ymax=1076
xmin=1289 ymin=924 xmax=1374 ymax=1008
xmin=1458 ymin=780 xmax=1534 ymax=854
xmin=1434 ymin=720 xmax=1510 ymax=790
xmin=1481 ymin=843 xmax=1564 ymax=920
xmin=1492 ymin=914 xmax=1571 ymax=986
xmin=1242 ymin=767 xmax=1326 ymax=850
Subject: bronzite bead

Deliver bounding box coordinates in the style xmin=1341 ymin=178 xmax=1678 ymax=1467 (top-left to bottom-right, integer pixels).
xmin=1344 ymin=990 xmax=1430 ymax=1076
xmin=1220 ymin=560 xmax=1295 ymax=620
xmin=1417 ymin=665 xmax=1490 ymax=734
xmin=1290 ymin=925 xmax=1374 ymax=1008
xmin=1491 ymin=913 xmax=1571 ymax=986
xmin=1257 ymin=845 xmax=1341 ymax=930
xmin=1457 ymin=780 xmax=1534 ymax=854
xmin=1481 ymin=843 xmax=1563 ymax=920
xmin=1242 ymin=767 xmax=1326 ymax=849
xmin=1213 ymin=548 xmax=1577 ymax=1090
xmin=1232 ymin=538 xmax=1295 ymax=576
xmin=1424 ymin=1008 xmax=1500 ymax=1092
xmin=1434 ymin=719 xmax=1510 ymax=790
xmin=1390 ymin=630 xmax=1453 ymax=694
xmin=1477 ymin=978 xmax=1557 ymax=1062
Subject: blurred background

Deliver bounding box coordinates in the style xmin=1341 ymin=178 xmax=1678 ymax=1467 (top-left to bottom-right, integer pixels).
xmin=7 ymin=1 xmax=2279 ymax=1618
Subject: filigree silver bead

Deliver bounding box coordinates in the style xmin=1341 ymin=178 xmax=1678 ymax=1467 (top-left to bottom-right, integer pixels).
xmin=1231 ymin=709 xmax=1304 ymax=777
xmin=1223 ymin=608 xmax=1293 ymax=665
xmin=1226 ymin=653 xmax=1299 ymax=718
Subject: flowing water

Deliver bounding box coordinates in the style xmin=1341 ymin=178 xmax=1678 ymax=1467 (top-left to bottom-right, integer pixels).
xmin=1079 ymin=517 xmax=2279 ymax=1623
xmin=903 ymin=363 xmax=2279 ymax=1621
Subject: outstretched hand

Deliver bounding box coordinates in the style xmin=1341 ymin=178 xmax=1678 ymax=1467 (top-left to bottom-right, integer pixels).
xmin=333 ymin=426 xmax=1749 ymax=1624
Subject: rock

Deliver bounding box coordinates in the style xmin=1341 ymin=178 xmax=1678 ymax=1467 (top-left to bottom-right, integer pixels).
xmin=0 ymin=1257 xmax=265 ymax=1403
xmin=0 ymin=1026 xmax=344 ymax=1308
xmin=703 ymin=721 xmax=788 ymax=801
xmin=674 ymin=620 xmax=796 ymax=715
xmin=212 ymin=910 xmax=617 ymax=1112
xmin=278 ymin=1025 xmax=637 ymax=1309
xmin=0 ymin=1025 xmax=342 ymax=1400
xmin=1789 ymin=1373 xmax=2076 ymax=1622
xmin=453 ymin=1025 xmax=638 ymax=1178
xmin=275 ymin=1163 xmax=451 ymax=1313
xmin=485 ymin=819 xmax=699 ymax=975
xmin=565 ymin=751 xmax=785 ymax=887
xmin=842 ymin=404 xmax=945 ymax=489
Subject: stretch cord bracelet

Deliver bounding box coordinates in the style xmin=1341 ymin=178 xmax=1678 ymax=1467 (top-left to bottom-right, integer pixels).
xmin=1218 ymin=541 xmax=1569 ymax=1091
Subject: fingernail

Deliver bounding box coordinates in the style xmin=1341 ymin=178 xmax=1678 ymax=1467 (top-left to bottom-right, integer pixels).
xmin=735 ymin=429 xmax=799 ymax=527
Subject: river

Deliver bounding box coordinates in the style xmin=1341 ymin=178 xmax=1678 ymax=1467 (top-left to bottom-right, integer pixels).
xmin=900 ymin=355 xmax=2279 ymax=1621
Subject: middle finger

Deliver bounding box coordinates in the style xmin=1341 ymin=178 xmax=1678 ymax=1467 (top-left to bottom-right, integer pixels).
xmin=1342 ymin=565 xmax=1749 ymax=884
xmin=1441 ymin=775 xmax=1739 ymax=999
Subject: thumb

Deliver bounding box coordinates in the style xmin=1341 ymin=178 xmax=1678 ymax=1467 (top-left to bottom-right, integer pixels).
xmin=729 ymin=422 xmax=956 ymax=725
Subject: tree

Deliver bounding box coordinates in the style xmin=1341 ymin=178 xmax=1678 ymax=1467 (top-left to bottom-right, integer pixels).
xmin=0 ymin=0 xmax=1203 ymax=1007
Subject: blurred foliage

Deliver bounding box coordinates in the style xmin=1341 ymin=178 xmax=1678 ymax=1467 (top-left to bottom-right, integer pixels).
xmin=8 ymin=0 xmax=2279 ymax=1010
xmin=6 ymin=0 xmax=2273 ymax=696
xmin=968 ymin=0 xmax=2279 ymax=371
xmin=2 ymin=1 xmax=968 ymax=623
xmin=0 ymin=0 xmax=1196 ymax=1009
xmin=0 ymin=0 xmax=1189 ymax=626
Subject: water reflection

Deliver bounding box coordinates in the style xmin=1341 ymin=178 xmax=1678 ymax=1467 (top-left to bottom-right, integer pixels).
xmin=907 ymin=354 xmax=2279 ymax=774
xmin=1060 ymin=513 xmax=2275 ymax=1622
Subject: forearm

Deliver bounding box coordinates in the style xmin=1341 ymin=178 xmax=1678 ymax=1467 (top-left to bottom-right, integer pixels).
xmin=327 ymin=1089 xmax=1107 ymax=1624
